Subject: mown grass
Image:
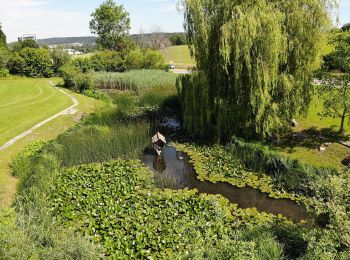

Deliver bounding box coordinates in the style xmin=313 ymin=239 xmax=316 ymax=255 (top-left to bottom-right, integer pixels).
xmin=276 ymin=92 xmax=350 ymax=169
xmin=0 ymin=78 xmax=73 ymax=146
xmin=0 ymin=81 xmax=102 ymax=208
xmin=160 ymin=45 xmax=195 ymax=67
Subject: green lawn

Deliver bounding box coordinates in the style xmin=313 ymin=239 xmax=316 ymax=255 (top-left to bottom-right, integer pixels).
xmin=276 ymin=94 xmax=350 ymax=169
xmin=161 ymin=45 xmax=195 ymax=68
xmin=0 ymin=79 xmax=102 ymax=208
xmin=297 ymin=95 xmax=349 ymax=134
xmin=0 ymin=78 xmax=72 ymax=146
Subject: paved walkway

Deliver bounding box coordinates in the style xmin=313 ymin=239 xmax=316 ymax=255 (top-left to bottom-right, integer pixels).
xmin=0 ymin=82 xmax=78 ymax=151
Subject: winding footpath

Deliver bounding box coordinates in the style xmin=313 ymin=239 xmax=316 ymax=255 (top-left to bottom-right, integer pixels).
xmin=0 ymin=81 xmax=79 ymax=152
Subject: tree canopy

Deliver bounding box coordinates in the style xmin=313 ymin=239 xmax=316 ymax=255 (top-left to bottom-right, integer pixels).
xmin=12 ymin=39 xmax=39 ymax=52
xmin=0 ymin=24 xmax=7 ymax=47
xmin=8 ymin=48 xmax=53 ymax=78
xmin=178 ymin=0 xmax=336 ymax=141
xmin=90 ymin=0 xmax=131 ymax=50
xmin=319 ymin=73 xmax=350 ymax=134
xmin=341 ymin=23 xmax=350 ymax=32
xmin=323 ymin=30 xmax=350 ymax=72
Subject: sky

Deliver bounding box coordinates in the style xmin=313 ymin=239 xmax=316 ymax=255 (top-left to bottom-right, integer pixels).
xmin=0 ymin=0 xmax=349 ymax=42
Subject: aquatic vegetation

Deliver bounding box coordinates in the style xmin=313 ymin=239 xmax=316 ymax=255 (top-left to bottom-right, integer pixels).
xmin=92 ymin=70 xmax=177 ymax=92
xmin=11 ymin=140 xmax=48 ymax=177
xmin=51 ymin=159 xmax=293 ymax=258
xmin=174 ymin=143 xmax=305 ymax=202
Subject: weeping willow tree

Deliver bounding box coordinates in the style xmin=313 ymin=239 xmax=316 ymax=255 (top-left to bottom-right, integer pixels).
xmin=177 ymin=0 xmax=337 ymax=141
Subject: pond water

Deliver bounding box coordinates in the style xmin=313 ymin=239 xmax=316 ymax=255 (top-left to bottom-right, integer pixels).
xmin=140 ymin=144 xmax=310 ymax=223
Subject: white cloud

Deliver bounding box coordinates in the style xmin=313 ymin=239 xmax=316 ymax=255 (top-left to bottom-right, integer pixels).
xmin=0 ymin=0 xmax=91 ymax=42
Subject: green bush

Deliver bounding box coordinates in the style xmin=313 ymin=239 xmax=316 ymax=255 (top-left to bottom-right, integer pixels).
xmin=50 ymin=47 xmax=71 ymax=76
xmin=125 ymin=48 xmax=166 ymax=70
xmin=82 ymin=89 xmax=111 ymax=102
xmin=0 ymin=46 xmax=11 ymax=69
xmin=71 ymin=58 xmax=92 ymax=73
xmin=90 ymin=50 xmax=125 ymax=72
xmin=8 ymin=48 xmax=53 ymax=77
xmin=0 ymin=68 xmax=9 ymax=77
xmin=60 ymin=64 xmax=93 ymax=92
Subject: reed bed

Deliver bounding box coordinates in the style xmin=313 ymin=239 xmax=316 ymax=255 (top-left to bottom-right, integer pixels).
xmin=92 ymin=70 xmax=177 ymax=92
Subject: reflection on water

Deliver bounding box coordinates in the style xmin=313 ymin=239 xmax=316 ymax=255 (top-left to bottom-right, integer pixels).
xmin=141 ymin=145 xmax=310 ymax=223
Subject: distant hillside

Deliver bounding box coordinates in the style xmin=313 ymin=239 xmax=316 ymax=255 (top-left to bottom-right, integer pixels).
xmin=37 ymin=36 xmax=97 ymax=46
xmin=36 ymin=32 xmax=186 ymax=46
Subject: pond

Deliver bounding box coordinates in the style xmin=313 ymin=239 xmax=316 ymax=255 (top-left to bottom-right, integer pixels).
xmin=141 ymin=144 xmax=310 ymax=223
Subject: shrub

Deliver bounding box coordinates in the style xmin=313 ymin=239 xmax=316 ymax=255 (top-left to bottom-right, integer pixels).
xmin=90 ymin=50 xmax=125 ymax=72
xmin=124 ymin=48 xmax=143 ymax=69
xmin=125 ymin=49 xmax=166 ymax=70
xmin=50 ymin=47 xmax=71 ymax=76
xmin=60 ymin=64 xmax=93 ymax=92
xmin=82 ymin=89 xmax=111 ymax=102
xmin=0 ymin=68 xmax=9 ymax=77
xmin=8 ymin=48 xmax=53 ymax=77
xmin=143 ymin=49 xmax=167 ymax=70
xmin=71 ymin=57 xmax=92 ymax=73
xmin=0 ymin=46 xmax=11 ymax=69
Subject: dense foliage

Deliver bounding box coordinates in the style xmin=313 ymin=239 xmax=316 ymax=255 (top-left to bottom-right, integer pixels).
xmin=179 ymin=0 xmax=336 ymax=140
xmin=176 ymin=139 xmax=350 ymax=258
xmin=50 ymin=47 xmax=71 ymax=75
xmin=0 ymin=24 xmax=10 ymax=76
xmin=169 ymin=33 xmax=187 ymax=46
xmin=60 ymin=64 xmax=93 ymax=92
xmin=90 ymin=0 xmax=131 ymax=50
xmin=323 ymin=30 xmax=350 ymax=72
xmin=124 ymin=48 xmax=166 ymax=70
xmin=0 ymin=24 xmax=6 ymax=47
xmin=11 ymin=39 xmax=39 ymax=52
xmin=318 ymin=73 xmax=350 ymax=133
xmin=51 ymin=160 xmax=286 ymax=258
xmin=8 ymin=48 xmax=53 ymax=77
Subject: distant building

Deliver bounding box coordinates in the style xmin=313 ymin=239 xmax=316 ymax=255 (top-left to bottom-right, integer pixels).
xmin=18 ymin=34 xmax=37 ymax=42
xmin=63 ymin=48 xmax=83 ymax=56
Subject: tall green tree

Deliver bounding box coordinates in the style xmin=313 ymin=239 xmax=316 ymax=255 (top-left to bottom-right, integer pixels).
xmin=12 ymin=39 xmax=39 ymax=52
xmin=0 ymin=24 xmax=6 ymax=46
xmin=319 ymin=73 xmax=350 ymax=134
xmin=90 ymin=0 xmax=131 ymax=50
xmin=178 ymin=0 xmax=336 ymax=140
xmin=323 ymin=31 xmax=350 ymax=72
xmin=0 ymin=24 xmax=11 ymax=72
xmin=341 ymin=23 xmax=350 ymax=32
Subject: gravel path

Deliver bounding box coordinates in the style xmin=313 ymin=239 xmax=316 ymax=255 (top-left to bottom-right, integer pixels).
xmin=0 ymin=82 xmax=78 ymax=151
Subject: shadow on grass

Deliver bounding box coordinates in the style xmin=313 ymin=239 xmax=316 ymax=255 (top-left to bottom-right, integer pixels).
xmin=276 ymin=127 xmax=349 ymax=153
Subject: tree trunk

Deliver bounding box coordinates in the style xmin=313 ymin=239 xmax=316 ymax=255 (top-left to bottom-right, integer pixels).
xmin=339 ymin=110 xmax=347 ymax=134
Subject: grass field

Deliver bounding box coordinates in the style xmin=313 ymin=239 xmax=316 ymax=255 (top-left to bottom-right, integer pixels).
xmin=0 ymin=79 xmax=102 ymax=208
xmin=161 ymin=45 xmax=195 ymax=68
xmin=0 ymin=79 xmax=73 ymax=146
xmin=276 ymin=94 xmax=350 ymax=169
